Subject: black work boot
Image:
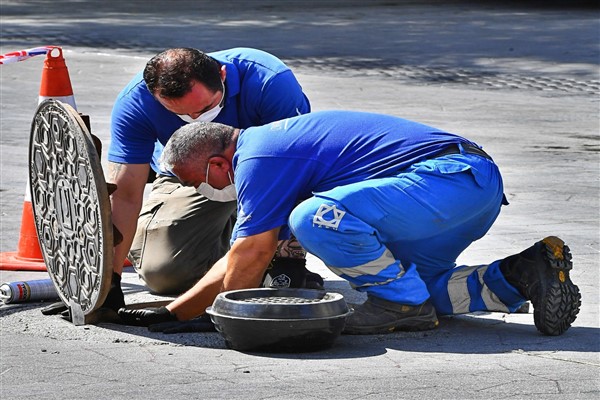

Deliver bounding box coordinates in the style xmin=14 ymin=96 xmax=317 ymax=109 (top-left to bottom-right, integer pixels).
xmin=343 ymin=295 xmax=439 ymax=335
xmin=262 ymin=258 xmax=324 ymax=290
xmin=500 ymin=236 xmax=581 ymax=336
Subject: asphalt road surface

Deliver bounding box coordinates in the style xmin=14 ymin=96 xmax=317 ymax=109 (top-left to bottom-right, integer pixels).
xmin=1 ymin=1 xmax=598 ymax=399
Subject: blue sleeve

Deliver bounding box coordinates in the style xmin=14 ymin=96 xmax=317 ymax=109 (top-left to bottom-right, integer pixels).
xmin=108 ymin=78 xmax=186 ymax=168
xmin=108 ymin=90 xmax=157 ymax=165
xmin=255 ymin=70 xmax=311 ymax=124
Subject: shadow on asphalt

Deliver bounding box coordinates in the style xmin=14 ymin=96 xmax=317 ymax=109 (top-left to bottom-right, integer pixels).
xmin=1 ymin=0 xmax=598 ymax=76
xmin=3 ymin=298 xmax=596 ymax=359
xmin=97 ymin=313 xmax=599 ymax=359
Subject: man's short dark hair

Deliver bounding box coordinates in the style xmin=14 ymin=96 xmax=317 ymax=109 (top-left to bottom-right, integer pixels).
xmin=144 ymin=48 xmax=222 ymax=98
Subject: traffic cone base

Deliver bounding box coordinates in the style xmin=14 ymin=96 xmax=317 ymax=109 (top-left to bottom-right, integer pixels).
xmin=0 ymin=252 xmax=47 ymax=271
xmin=0 ymin=198 xmax=47 ymax=271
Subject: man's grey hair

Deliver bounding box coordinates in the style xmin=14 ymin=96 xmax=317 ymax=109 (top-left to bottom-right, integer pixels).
xmin=160 ymin=121 xmax=235 ymax=173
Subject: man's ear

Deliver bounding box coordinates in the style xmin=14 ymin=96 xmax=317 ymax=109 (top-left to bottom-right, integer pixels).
xmin=220 ymin=65 xmax=227 ymax=82
xmin=208 ymin=155 xmax=229 ymax=172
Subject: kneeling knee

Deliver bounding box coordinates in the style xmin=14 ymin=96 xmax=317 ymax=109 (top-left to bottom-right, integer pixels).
xmin=137 ymin=264 xmax=196 ymax=295
xmin=289 ymin=197 xmax=344 ymax=249
xmin=289 ymin=198 xmax=320 ymax=243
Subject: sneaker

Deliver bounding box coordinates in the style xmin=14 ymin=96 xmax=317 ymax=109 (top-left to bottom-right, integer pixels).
xmin=343 ymin=295 xmax=439 ymax=335
xmin=500 ymin=236 xmax=581 ymax=336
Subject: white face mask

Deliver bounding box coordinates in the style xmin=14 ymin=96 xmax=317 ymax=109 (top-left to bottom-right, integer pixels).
xmin=177 ymin=81 xmax=225 ymax=123
xmin=196 ymin=163 xmax=236 ymax=202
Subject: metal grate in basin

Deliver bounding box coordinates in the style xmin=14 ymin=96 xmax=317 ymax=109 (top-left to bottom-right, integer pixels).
xmin=241 ymin=295 xmax=334 ymax=304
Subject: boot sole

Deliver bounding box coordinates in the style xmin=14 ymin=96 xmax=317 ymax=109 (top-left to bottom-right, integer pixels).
xmin=534 ymin=237 xmax=581 ymax=336
xmin=343 ymin=308 xmax=439 ymax=335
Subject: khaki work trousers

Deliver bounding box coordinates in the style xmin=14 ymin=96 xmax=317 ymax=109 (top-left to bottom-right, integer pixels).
xmin=128 ymin=175 xmax=236 ymax=294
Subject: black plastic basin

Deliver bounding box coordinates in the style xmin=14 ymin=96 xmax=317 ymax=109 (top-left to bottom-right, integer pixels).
xmin=206 ymin=288 xmax=352 ymax=352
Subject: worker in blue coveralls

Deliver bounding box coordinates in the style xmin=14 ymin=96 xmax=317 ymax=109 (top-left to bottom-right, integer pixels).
xmin=118 ymin=110 xmax=581 ymax=335
xmin=104 ymin=48 xmax=317 ymax=308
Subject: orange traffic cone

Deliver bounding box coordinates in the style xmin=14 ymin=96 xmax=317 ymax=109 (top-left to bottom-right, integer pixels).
xmin=0 ymin=187 xmax=46 ymax=270
xmin=0 ymin=46 xmax=77 ymax=271
xmin=38 ymin=47 xmax=76 ymax=109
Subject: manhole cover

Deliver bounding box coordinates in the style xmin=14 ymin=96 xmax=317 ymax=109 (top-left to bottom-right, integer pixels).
xmin=29 ymin=99 xmax=113 ymax=320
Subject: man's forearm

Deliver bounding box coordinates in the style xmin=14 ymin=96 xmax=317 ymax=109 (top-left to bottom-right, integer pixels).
xmin=222 ymin=230 xmax=279 ymax=291
xmin=167 ymin=257 xmax=228 ymax=320
xmin=165 ymin=231 xmax=279 ymax=321
xmin=107 ymin=161 xmax=148 ymax=275
xmin=222 ymin=247 xmax=274 ymax=292
xmin=110 ymin=197 xmax=142 ymax=274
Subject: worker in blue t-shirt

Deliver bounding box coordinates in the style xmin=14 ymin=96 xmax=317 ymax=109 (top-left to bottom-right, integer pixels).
xmin=118 ymin=111 xmax=580 ymax=336
xmin=104 ymin=48 xmax=318 ymax=307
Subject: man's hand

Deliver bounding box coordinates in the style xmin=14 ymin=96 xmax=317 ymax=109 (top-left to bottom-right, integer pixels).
xmin=40 ymin=301 xmax=68 ymax=316
xmin=40 ymin=272 xmax=124 ymax=319
xmin=103 ymin=272 xmax=125 ymax=311
xmin=118 ymin=306 xmax=177 ymax=327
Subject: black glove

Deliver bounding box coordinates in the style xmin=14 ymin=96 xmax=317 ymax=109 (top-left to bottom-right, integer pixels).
xmin=41 ymin=300 xmax=68 ymax=315
xmin=102 ymin=272 xmax=125 ymax=311
xmin=40 ymin=272 xmax=125 ymax=318
xmin=40 ymin=302 xmax=76 ymax=324
xmin=148 ymin=313 xmax=216 ymax=333
xmin=117 ymin=306 xmax=177 ymax=327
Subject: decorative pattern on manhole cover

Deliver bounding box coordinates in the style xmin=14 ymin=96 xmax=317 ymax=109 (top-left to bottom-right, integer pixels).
xmin=29 ymin=100 xmax=112 ymax=315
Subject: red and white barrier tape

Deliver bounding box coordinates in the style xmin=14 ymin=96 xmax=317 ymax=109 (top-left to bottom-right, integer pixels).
xmin=0 ymin=46 xmax=58 ymax=65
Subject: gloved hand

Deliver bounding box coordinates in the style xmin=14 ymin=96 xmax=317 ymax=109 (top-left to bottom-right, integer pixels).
xmin=262 ymin=257 xmax=324 ymax=290
xmin=40 ymin=272 xmax=125 ymax=320
xmin=102 ymin=272 xmax=125 ymax=311
xmin=148 ymin=313 xmax=216 ymax=333
xmin=118 ymin=306 xmax=178 ymax=327
xmin=40 ymin=300 xmax=68 ymax=316
xmin=40 ymin=301 xmax=81 ymax=322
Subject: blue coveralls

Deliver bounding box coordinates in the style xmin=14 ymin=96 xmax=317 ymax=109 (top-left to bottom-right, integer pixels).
xmin=233 ymin=111 xmax=525 ymax=315
xmin=289 ymin=152 xmax=522 ymax=314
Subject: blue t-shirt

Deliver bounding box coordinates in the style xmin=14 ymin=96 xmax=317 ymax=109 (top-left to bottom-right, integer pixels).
xmin=108 ymin=48 xmax=310 ymax=173
xmin=231 ymin=110 xmax=478 ymax=241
